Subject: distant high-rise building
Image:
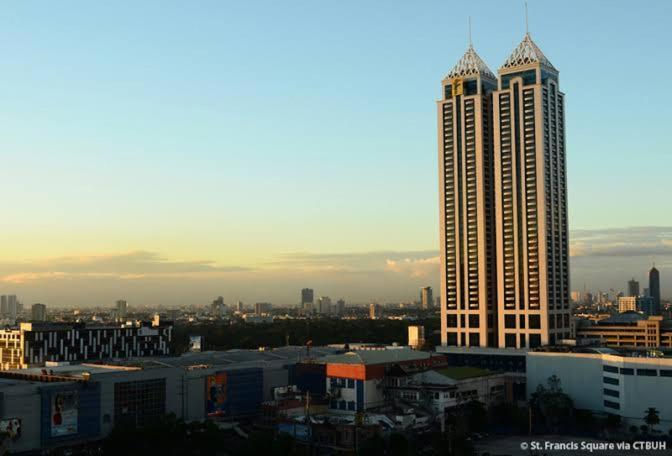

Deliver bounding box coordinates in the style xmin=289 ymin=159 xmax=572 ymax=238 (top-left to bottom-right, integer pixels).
xmin=211 ymin=296 xmax=226 ymax=317
xmin=570 ymin=291 xmax=581 ymax=303
xmin=7 ymin=295 xmax=17 ymax=322
xmin=116 ymin=299 xmax=128 ymax=319
xmin=335 ymin=299 xmax=346 ymax=316
xmin=650 ymin=265 xmax=661 ymax=315
xmin=369 ymin=303 xmax=381 ymax=320
xmin=31 ymin=303 xmax=47 ymax=322
xmin=317 ymin=296 xmax=331 ymax=315
xmin=301 ymin=288 xmax=314 ymax=309
xmin=0 ymin=321 xmax=173 ymax=370
xmin=627 ymin=278 xmax=640 ymax=297
xmin=236 ymin=301 xmax=244 ymax=312
xmin=255 ymin=302 xmax=272 ymax=315
xmin=638 ymin=296 xmax=657 ymax=316
xmin=0 ymin=296 xmax=7 ymax=318
xmin=439 ymin=27 xmax=569 ymax=349
xmin=420 ymin=287 xmax=434 ymax=310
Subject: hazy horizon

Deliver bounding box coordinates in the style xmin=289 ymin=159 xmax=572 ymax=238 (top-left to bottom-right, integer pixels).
xmin=2 ymin=1 xmax=671 ymax=307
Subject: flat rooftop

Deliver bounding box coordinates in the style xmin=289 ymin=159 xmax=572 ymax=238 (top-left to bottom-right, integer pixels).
xmin=21 ymin=363 xmax=141 ymax=378
xmin=320 ymin=349 xmax=431 ymax=365
xmin=436 ymin=346 xmax=528 ymax=356
xmin=123 ymin=345 xmax=344 ymax=369
xmin=434 ymin=366 xmax=493 ymax=380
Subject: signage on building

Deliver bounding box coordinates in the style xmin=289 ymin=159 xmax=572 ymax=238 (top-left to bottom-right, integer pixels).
xmin=206 ymin=372 xmax=227 ymax=417
xmin=189 ymin=335 xmax=203 ymax=352
xmin=0 ymin=418 xmax=21 ymax=440
xmin=452 ymin=77 xmax=464 ymax=96
xmin=51 ymin=391 xmax=78 ymax=437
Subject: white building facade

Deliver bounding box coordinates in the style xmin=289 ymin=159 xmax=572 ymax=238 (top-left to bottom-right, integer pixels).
xmin=527 ymin=351 xmax=672 ymax=426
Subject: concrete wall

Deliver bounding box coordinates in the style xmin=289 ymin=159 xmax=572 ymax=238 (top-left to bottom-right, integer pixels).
xmin=527 ymin=352 xmax=603 ymax=413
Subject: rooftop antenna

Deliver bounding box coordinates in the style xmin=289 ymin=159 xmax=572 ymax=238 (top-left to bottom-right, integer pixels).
xmin=525 ymin=1 xmax=530 ymax=36
xmin=468 ymin=16 xmax=473 ymax=48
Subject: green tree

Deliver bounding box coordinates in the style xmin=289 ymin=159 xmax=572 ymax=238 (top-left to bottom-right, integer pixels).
xmin=644 ymin=407 xmax=660 ymax=433
xmin=529 ymin=375 xmax=573 ymax=433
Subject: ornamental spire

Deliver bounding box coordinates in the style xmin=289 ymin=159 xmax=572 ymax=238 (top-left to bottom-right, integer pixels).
xmin=500 ymin=33 xmax=556 ymax=71
xmin=446 ymin=45 xmax=495 ymax=80
xmin=445 ymin=20 xmax=495 ymax=81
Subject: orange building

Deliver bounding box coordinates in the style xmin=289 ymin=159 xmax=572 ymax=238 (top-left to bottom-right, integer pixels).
xmin=320 ymin=349 xmax=445 ymax=413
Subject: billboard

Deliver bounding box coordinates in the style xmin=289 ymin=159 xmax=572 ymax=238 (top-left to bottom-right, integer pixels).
xmin=189 ymin=335 xmax=203 ymax=352
xmin=51 ymin=391 xmax=78 ymax=437
xmin=206 ymin=373 xmax=227 ymax=417
xmin=0 ymin=419 xmax=21 ymax=440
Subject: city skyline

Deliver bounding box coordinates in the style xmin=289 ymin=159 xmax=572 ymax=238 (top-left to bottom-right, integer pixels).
xmin=2 ymin=1 xmax=671 ymax=306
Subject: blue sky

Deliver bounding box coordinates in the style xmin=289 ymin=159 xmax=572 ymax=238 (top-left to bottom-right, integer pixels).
xmin=0 ymin=1 xmax=670 ymax=306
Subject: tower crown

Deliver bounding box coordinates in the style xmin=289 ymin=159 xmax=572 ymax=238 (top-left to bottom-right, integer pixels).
xmin=500 ymin=33 xmax=556 ymax=72
xmin=444 ymin=46 xmax=496 ymax=82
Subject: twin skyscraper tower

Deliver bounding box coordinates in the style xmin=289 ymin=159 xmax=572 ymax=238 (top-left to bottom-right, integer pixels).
xmin=438 ymin=31 xmax=569 ymax=349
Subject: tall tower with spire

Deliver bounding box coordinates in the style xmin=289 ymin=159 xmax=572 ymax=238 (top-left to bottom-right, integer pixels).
xmin=492 ymin=29 xmax=570 ymax=348
xmin=438 ymin=38 xmax=498 ymax=348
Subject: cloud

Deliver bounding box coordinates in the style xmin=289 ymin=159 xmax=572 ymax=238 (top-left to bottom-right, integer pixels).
xmin=2 ymin=226 xmax=670 ymax=305
xmin=269 ymin=250 xmax=438 ymax=273
xmin=570 ymin=226 xmax=672 ymax=258
xmin=385 ymin=256 xmax=440 ymax=278
xmin=0 ymin=251 xmax=249 ymax=284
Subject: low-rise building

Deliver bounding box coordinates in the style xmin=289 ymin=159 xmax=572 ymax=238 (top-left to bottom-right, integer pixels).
xmin=320 ymin=349 xmax=444 ymax=413
xmin=242 ymin=315 xmax=274 ymax=324
xmin=0 ymin=345 xmax=343 ymax=453
xmin=436 ymin=345 xmax=528 ymax=373
xmin=575 ymin=312 xmax=672 ymax=348
xmin=618 ymin=296 xmax=637 ymax=313
xmin=527 ymin=348 xmax=672 ymax=427
xmin=387 ymin=366 xmax=509 ymax=414
xmin=0 ymin=321 xmax=174 ymax=370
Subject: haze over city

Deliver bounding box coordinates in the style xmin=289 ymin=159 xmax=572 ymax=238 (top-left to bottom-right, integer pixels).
xmin=2 ymin=0 xmax=671 ymax=307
